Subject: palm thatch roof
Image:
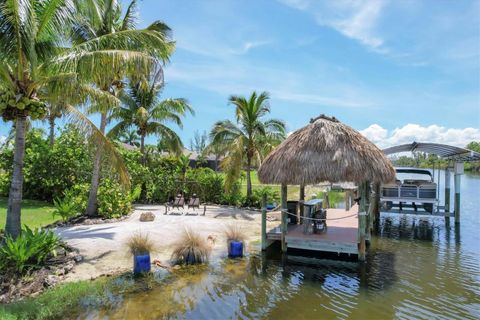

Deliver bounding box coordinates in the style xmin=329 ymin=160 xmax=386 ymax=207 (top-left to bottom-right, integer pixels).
xmin=258 ymin=115 xmax=396 ymax=185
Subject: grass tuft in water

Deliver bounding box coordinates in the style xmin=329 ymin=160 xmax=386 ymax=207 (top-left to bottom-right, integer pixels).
xmin=126 ymin=232 xmax=155 ymax=256
xmin=224 ymin=224 xmax=246 ymax=242
xmin=171 ymin=228 xmax=211 ymax=265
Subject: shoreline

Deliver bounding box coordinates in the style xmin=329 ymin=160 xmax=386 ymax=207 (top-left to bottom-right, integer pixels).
xmin=55 ymin=204 xmax=276 ymax=283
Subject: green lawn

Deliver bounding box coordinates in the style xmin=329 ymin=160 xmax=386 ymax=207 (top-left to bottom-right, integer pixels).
xmin=0 ymin=197 xmax=58 ymax=231
xmin=240 ymin=171 xmax=302 ymax=200
xmin=240 ymin=171 xmax=346 ymax=205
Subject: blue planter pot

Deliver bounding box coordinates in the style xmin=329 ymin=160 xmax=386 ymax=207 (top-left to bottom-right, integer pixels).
xmin=228 ymin=241 xmax=244 ymax=258
xmin=133 ymin=254 xmax=151 ymax=274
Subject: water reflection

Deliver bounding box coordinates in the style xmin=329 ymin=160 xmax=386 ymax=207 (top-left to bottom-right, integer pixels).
xmin=75 ymin=174 xmax=480 ymax=320
xmin=378 ymin=215 xmax=441 ymax=241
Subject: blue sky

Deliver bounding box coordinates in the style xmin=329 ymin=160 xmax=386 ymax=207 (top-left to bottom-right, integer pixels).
xmin=1 ymin=0 xmax=479 ymax=148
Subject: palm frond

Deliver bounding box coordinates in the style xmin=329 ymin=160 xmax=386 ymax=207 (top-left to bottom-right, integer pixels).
xmin=121 ymin=0 xmax=138 ymax=31
xmin=64 ymin=104 xmax=130 ymax=188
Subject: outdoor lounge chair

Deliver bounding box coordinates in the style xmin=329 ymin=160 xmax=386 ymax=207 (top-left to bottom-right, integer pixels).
xmin=165 ymin=194 xmax=185 ymax=214
xmin=186 ymin=193 xmax=201 ymax=215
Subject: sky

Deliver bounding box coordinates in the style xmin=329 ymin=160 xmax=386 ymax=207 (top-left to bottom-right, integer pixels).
xmin=1 ymin=0 xmax=479 ymax=149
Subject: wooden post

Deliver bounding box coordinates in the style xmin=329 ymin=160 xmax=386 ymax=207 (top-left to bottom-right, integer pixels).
xmin=368 ymin=187 xmax=375 ymax=238
xmin=281 ymin=183 xmax=288 ymax=252
xmin=358 ymin=181 xmax=369 ymax=260
xmin=358 ymin=211 xmax=367 ymax=261
xmin=358 ymin=182 xmax=367 ymax=213
xmin=261 ymin=194 xmax=267 ymax=251
xmin=373 ymin=183 xmax=380 ymax=222
xmin=444 ymin=167 xmax=451 ymax=216
xmin=299 ymin=184 xmax=305 ymax=224
xmin=323 ymin=192 xmax=330 ymax=209
xmin=454 ymin=162 xmax=463 ymax=224
xmin=345 ymin=190 xmax=351 ymax=211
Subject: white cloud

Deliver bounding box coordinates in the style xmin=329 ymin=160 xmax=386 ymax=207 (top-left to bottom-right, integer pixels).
xmin=360 ymin=123 xmax=480 ymax=149
xmin=166 ymin=61 xmax=375 ymax=109
xmin=229 ymin=41 xmax=272 ymax=55
xmin=279 ymin=0 xmax=387 ymax=52
xmin=0 ymin=135 xmax=6 ymax=146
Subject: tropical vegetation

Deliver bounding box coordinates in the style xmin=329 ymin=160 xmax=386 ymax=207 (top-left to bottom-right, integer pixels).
xmin=0 ymin=226 xmax=62 ymax=274
xmin=210 ymin=91 xmax=286 ymax=204
xmin=109 ymin=64 xmax=193 ymax=162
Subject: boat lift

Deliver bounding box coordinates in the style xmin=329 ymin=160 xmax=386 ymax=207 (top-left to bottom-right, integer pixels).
xmin=382 ymin=142 xmax=480 ymax=223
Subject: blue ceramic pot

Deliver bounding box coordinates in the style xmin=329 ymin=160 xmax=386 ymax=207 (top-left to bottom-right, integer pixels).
xmin=228 ymin=241 xmax=244 ymax=258
xmin=133 ymin=254 xmax=151 ymax=274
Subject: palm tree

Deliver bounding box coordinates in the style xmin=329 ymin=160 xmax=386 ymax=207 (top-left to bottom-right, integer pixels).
xmin=108 ymin=65 xmax=194 ymax=165
xmin=44 ymin=104 xmax=64 ymax=146
xmin=72 ymin=0 xmax=175 ymax=216
xmin=210 ymin=91 xmax=286 ymax=204
xmin=117 ymin=129 xmax=140 ymax=147
xmin=0 ymin=0 xmax=135 ymax=237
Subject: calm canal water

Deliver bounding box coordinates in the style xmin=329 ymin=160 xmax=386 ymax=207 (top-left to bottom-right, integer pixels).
xmin=77 ymin=172 xmax=480 ymax=320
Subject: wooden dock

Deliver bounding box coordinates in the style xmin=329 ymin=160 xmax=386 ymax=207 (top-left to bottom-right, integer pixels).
xmin=266 ymin=205 xmax=359 ymax=255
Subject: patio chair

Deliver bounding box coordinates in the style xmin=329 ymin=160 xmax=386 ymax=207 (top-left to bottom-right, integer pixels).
xmin=186 ymin=193 xmax=201 ymax=215
xmin=165 ymin=194 xmax=185 ymax=215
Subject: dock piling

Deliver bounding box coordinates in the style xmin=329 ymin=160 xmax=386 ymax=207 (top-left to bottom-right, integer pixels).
xmin=358 ymin=211 xmax=367 ymax=261
xmin=444 ymin=167 xmax=451 ymax=216
xmin=261 ymin=194 xmax=267 ymax=251
xmin=454 ymin=162 xmax=463 ymax=224
xmin=281 ymin=183 xmax=288 ymax=252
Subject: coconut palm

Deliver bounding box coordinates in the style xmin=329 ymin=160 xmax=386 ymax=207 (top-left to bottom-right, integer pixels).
xmin=108 ymin=65 xmax=194 ymax=164
xmin=117 ymin=129 xmax=140 ymax=147
xmin=44 ymin=104 xmax=64 ymax=146
xmin=210 ymin=91 xmax=286 ymax=204
xmin=72 ymin=0 xmax=175 ymax=216
xmin=0 ymin=0 xmax=139 ymax=237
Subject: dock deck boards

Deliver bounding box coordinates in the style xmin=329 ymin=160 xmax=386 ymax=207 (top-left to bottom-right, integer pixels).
xmin=267 ymin=205 xmax=359 ymax=255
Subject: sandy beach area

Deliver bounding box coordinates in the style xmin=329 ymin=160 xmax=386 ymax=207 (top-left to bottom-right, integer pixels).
xmin=55 ymin=205 xmax=278 ymax=282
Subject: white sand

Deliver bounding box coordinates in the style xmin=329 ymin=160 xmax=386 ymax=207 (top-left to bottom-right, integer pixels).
xmin=55 ymin=205 xmax=278 ymax=282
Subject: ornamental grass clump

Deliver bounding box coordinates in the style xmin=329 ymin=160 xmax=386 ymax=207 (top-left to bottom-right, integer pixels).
xmin=224 ymin=224 xmax=246 ymax=258
xmin=171 ymin=229 xmax=211 ymax=265
xmin=126 ymin=232 xmax=154 ymax=256
xmin=224 ymin=224 xmax=246 ymax=243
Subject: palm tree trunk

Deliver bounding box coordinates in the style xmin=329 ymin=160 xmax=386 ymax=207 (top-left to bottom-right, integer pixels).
xmin=246 ymin=156 xmax=252 ymax=204
xmin=139 ymin=133 xmax=147 ymax=201
xmin=5 ymin=116 xmax=27 ymax=238
xmin=48 ymin=117 xmax=55 ymax=147
xmin=86 ymin=112 xmax=107 ymax=217
xmin=140 ymin=133 xmax=145 ymax=165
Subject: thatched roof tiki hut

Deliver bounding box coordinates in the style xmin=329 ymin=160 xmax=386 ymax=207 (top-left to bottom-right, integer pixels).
xmin=258 ymin=115 xmax=395 ymax=261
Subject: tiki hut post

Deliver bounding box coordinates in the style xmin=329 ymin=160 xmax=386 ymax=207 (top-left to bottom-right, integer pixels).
xmin=358 ymin=210 xmax=367 ymax=261
xmin=344 ymin=190 xmax=351 ymax=211
xmin=373 ymin=183 xmax=381 ymax=222
xmin=299 ymin=184 xmax=305 ymax=219
xmin=261 ymin=194 xmax=268 ymax=251
xmin=281 ymin=183 xmax=288 ymax=252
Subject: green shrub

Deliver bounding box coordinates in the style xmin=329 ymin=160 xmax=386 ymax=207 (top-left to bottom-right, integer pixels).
xmin=97 ymin=179 xmax=132 ymax=218
xmin=0 ymin=172 xmax=9 ymax=196
xmin=221 ymin=180 xmax=244 ymax=206
xmin=185 ymin=168 xmax=224 ymax=203
xmin=0 ymin=126 xmax=92 ymax=202
xmin=0 ymin=226 xmax=62 ymax=274
xmin=313 ymin=191 xmax=346 ymax=208
xmin=52 ymin=196 xmax=80 ymax=222
xmin=251 ymin=186 xmax=279 ymax=208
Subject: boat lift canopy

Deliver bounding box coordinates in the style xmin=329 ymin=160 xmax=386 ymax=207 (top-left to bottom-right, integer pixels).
xmin=382 ymin=142 xmax=480 ymax=222
xmin=383 ymin=142 xmax=480 ymax=161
